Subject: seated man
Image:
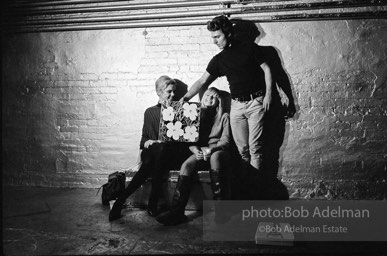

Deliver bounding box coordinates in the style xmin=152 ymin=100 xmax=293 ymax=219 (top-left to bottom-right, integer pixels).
xmin=109 ymin=75 xmax=191 ymax=221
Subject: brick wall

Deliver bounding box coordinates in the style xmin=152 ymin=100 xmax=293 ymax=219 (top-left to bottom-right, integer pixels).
xmin=2 ymin=19 xmax=387 ymax=198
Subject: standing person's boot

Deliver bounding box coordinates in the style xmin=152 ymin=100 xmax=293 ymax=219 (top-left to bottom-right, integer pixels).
xmin=156 ymin=175 xmax=191 ymax=225
xmin=209 ymin=169 xmax=231 ymax=223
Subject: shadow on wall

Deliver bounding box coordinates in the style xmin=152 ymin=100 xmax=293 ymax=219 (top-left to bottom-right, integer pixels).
xmin=230 ymin=18 xmax=299 ymax=200
xmin=173 ymin=79 xmax=188 ymax=100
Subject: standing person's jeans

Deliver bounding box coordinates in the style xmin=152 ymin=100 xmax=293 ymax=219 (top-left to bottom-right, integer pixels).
xmin=230 ymin=96 xmax=265 ymax=171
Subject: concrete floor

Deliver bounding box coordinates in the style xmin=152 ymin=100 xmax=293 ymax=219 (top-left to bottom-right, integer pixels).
xmin=3 ymin=186 xmax=387 ymax=255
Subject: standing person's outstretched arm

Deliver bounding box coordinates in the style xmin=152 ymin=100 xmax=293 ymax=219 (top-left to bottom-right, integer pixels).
xmin=180 ymin=71 xmax=217 ymax=102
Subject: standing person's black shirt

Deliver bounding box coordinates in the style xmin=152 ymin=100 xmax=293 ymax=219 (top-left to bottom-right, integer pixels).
xmin=206 ymin=40 xmax=267 ymax=98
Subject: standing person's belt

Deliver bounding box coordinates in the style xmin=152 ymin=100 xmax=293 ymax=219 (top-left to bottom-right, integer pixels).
xmin=232 ymin=91 xmax=264 ymax=102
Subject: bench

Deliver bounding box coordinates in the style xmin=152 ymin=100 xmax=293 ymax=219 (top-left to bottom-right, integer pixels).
xmin=123 ymin=169 xmax=212 ymax=211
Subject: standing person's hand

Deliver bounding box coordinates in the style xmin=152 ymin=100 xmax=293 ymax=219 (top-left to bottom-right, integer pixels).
xmin=179 ymin=95 xmax=189 ymax=104
xmin=263 ymin=94 xmax=272 ymax=112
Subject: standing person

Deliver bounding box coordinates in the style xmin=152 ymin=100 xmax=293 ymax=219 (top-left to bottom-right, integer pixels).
xmin=109 ymin=75 xmax=190 ymax=221
xmin=180 ymin=15 xmax=274 ymax=172
xmin=156 ymin=87 xmax=232 ymax=225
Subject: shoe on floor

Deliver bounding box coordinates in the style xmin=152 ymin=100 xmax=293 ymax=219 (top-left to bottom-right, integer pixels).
xmin=109 ymin=201 xmax=123 ymax=221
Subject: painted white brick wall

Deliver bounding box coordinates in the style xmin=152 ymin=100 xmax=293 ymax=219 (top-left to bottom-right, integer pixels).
xmin=2 ymin=19 xmax=387 ymax=196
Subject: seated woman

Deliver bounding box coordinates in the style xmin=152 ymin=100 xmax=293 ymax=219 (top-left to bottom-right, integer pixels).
xmin=156 ymin=87 xmax=232 ymax=225
xmin=109 ymin=75 xmax=190 ymax=221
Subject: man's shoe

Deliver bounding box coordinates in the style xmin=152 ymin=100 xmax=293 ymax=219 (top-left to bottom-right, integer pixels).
xmin=109 ymin=201 xmax=123 ymax=221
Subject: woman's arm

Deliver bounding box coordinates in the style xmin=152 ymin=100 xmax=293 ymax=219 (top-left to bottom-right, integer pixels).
xmin=189 ymin=145 xmax=204 ymax=160
xmin=209 ymin=113 xmax=231 ymax=154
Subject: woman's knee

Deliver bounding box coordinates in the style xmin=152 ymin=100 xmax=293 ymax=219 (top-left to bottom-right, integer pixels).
xmin=210 ymin=150 xmax=229 ymax=167
xmin=180 ymin=166 xmax=195 ymax=176
xmin=180 ymin=155 xmax=197 ymax=176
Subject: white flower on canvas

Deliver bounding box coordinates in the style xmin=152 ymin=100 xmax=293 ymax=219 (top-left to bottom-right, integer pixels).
xmin=183 ymin=126 xmax=199 ymax=142
xmin=182 ymin=103 xmax=198 ymax=121
xmin=162 ymin=106 xmax=175 ymax=121
xmin=166 ymin=121 xmax=184 ymax=140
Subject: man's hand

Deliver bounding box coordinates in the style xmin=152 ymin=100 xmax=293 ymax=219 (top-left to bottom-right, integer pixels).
xmin=179 ymin=71 xmax=215 ymax=104
xmin=144 ymin=140 xmax=162 ymax=149
xmin=263 ymin=94 xmax=272 ymax=112
xmin=179 ymin=95 xmax=189 ymax=104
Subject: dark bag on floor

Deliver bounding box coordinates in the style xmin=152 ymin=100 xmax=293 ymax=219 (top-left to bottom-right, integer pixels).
xmin=98 ymin=171 xmax=126 ymax=206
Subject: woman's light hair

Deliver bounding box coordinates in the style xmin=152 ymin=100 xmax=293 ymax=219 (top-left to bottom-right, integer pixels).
xmin=201 ymin=87 xmax=230 ymax=132
xmin=155 ymin=75 xmax=176 ymax=95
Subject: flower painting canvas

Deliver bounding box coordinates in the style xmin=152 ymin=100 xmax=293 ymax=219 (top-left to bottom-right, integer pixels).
xmin=159 ymin=101 xmax=201 ymax=142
